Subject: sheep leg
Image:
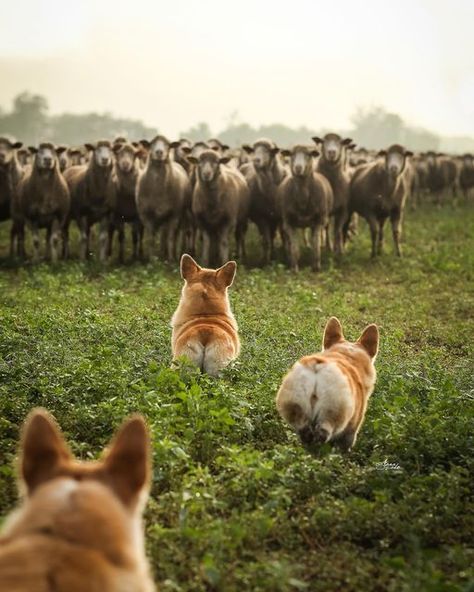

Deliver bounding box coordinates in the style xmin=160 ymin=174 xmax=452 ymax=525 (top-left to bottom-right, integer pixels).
xmin=259 ymin=222 xmax=271 ymax=265
xmin=50 ymin=220 xmax=60 ymax=264
xmin=333 ymin=211 xmax=345 ymax=255
xmin=107 ymin=223 xmax=115 ymax=259
xmin=325 ymin=222 xmax=333 ymax=253
xmin=166 ymin=217 xmax=179 ymax=262
xmin=284 ymin=223 xmax=299 ymax=272
xmin=31 ymin=224 xmax=40 ymax=263
xmin=368 ymin=216 xmax=378 ymax=258
xmin=201 ymin=231 xmax=211 ymax=267
xmin=218 ymin=225 xmax=231 ymax=266
xmin=132 ymin=222 xmax=139 ymax=260
xmin=45 ymin=227 xmax=52 ymax=260
xmin=311 ymin=223 xmax=322 ymax=272
xmin=99 ymin=219 xmax=109 ymax=263
xmin=377 ymin=218 xmax=386 ymax=255
xmin=390 ymin=212 xmax=403 ymax=257
xmin=62 ymin=222 xmax=70 ymax=260
xmin=235 ymin=221 xmax=247 ymax=262
xmin=117 ymin=221 xmax=125 ymax=263
xmin=79 ymin=217 xmax=89 ymax=260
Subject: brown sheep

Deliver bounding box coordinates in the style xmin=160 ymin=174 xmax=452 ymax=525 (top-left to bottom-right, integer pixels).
xmin=136 ymin=135 xmax=190 ymax=261
xmin=240 ymin=138 xmax=288 ymax=264
xmin=278 ymin=146 xmax=333 ymax=272
xmin=424 ymin=151 xmax=458 ymax=205
xmin=63 ymin=140 xmax=116 ymax=261
xmin=17 ymin=143 xmax=70 ymax=262
xmin=312 ymin=133 xmax=353 ymax=255
xmin=0 ymin=137 xmax=26 ymax=257
xmin=346 ymin=144 xmax=413 ymax=257
xmin=459 ymin=154 xmax=474 ymax=201
xmin=188 ymin=149 xmax=249 ymax=267
xmin=109 ymin=142 xmax=143 ymax=262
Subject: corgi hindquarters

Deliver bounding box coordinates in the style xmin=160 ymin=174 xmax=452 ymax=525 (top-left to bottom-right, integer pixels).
xmin=276 ymin=317 xmax=379 ymax=451
xmin=171 ymin=254 xmax=240 ymax=376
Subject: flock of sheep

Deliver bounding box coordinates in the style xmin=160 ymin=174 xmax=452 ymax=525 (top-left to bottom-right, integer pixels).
xmin=0 ymin=134 xmax=471 ymax=267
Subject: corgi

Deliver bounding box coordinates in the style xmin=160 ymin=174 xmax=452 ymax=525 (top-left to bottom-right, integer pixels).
xmin=0 ymin=409 xmax=155 ymax=592
xmin=171 ymin=254 xmax=240 ymax=376
xmin=276 ymin=317 xmax=379 ymax=451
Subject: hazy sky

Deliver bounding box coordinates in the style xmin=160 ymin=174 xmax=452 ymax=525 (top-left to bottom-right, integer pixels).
xmin=0 ymin=0 xmax=473 ymax=138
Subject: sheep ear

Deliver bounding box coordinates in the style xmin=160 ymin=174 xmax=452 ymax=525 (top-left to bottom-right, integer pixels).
xmin=242 ymin=145 xmax=254 ymax=154
xmin=180 ymin=253 xmax=201 ymax=280
xmin=219 ymin=157 xmax=231 ymax=165
xmin=103 ymin=416 xmax=150 ymax=507
xmin=378 ymin=150 xmax=387 ymax=157
xmin=169 ymin=141 xmax=180 ymax=149
xmin=322 ymin=317 xmax=344 ymax=350
xmin=84 ymin=143 xmax=95 ymax=152
xmin=357 ymin=324 xmax=379 ymax=359
xmin=221 ymin=144 xmax=230 ymax=151
xmin=271 ymin=147 xmax=280 ymax=156
xmin=216 ymin=260 xmax=237 ymax=288
xmin=342 ymin=137 xmax=353 ymax=146
xmin=280 ymin=149 xmax=291 ymax=157
xmin=310 ymin=150 xmax=320 ymax=158
xmin=312 ymin=137 xmax=323 ymax=144
xmin=28 ymin=146 xmax=38 ymax=154
xmin=21 ymin=409 xmax=73 ymax=494
xmin=12 ymin=141 xmax=23 ymax=149
xmin=56 ymin=146 xmax=68 ymax=155
xmin=180 ymin=146 xmax=191 ymax=154
xmin=139 ymin=140 xmax=150 ymax=149
xmin=186 ymin=156 xmax=198 ymax=165
xmin=405 ymin=150 xmax=414 ymax=158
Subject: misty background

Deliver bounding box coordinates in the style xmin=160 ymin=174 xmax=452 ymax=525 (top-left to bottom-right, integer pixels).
xmin=1 ymin=0 xmax=473 ymax=152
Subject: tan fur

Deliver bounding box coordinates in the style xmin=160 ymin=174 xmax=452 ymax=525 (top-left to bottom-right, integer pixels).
xmin=0 ymin=137 xmax=25 ymax=257
xmin=276 ymin=317 xmax=379 ymax=451
xmin=0 ymin=409 xmax=155 ymax=592
xmin=171 ymin=254 xmax=240 ymax=376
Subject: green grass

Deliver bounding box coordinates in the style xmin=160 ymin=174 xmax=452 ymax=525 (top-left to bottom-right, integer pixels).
xmin=0 ymin=204 xmax=473 ymax=591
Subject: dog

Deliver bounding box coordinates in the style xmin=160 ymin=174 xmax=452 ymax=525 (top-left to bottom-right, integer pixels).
xmin=276 ymin=317 xmax=379 ymax=451
xmin=0 ymin=409 xmax=155 ymax=592
xmin=171 ymin=253 xmax=240 ymax=376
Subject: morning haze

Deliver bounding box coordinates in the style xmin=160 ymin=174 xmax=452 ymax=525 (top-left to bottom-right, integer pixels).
xmin=0 ymin=0 xmax=473 ymax=149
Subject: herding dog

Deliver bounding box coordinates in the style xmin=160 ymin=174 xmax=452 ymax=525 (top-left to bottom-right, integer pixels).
xmin=0 ymin=409 xmax=155 ymax=592
xmin=171 ymin=253 xmax=240 ymax=376
xmin=276 ymin=317 xmax=379 ymax=451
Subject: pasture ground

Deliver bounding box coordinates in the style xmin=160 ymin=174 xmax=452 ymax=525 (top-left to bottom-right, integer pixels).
xmin=0 ymin=204 xmax=473 ymax=591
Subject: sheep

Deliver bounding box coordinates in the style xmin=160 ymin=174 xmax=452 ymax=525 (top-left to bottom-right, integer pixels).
xmin=312 ymin=133 xmax=353 ymax=255
xmin=240 ymin=138 xmax=288 ymax=264
xmin=0 ymin=137 xmax=26 ymax=257
xmin=424 ymin=151 xmax=458 ymax=205
xmin=63 ymin=140 xmax=116 ymax=261
xmin=278 ymin=145 xmax=333 ymax=272
xmin=172 ymin=138 xmax=193 ymax=174
xmin=207 ymin=138 xmax=230 ymax=157
xmin=136 ymin=135 xmax=190 ymax=261
xmin=109 ymin=142 xmax=143 ymax=262
xmin=17 ymin=143 xmax=70 ymax=262
xmin=188 ymin=149 xmax=249 ymax=267
xmin=346 ymin=144 xmax=413 ymax=257
xmin=459 ymin=153 xmax=474 ymax=201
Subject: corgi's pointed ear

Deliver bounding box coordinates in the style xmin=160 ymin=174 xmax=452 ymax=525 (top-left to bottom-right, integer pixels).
xmin=103 ymin=416 xmax=150 ymax=507
xmin=180 ymin=253 xmax=201 ymax=280
xmin=323 ymin=317 xmax=344 ymax=350
xmin=358 ymin=324 xmax=379 ymax=359
xmin=216 ymin=260 xmax=237 ymax=288
xmin=21 ymin=409 xmax=72 ymax=494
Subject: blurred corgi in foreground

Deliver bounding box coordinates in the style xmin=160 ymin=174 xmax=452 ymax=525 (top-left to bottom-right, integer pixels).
xmin=171 ymin=253 xmax=240 ymax=376
xmin=276 ymin=317 xmax=379 ymax=451
xmin=0 ymin=409 xmax=155 ymax=592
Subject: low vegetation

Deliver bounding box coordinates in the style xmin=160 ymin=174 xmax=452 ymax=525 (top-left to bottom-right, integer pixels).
xmin=0 ymin=204 xmax=472 ymax=591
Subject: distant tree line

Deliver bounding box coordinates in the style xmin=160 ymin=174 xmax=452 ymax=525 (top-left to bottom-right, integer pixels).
xmin=2 ymin=91 xmax=472 ymax=152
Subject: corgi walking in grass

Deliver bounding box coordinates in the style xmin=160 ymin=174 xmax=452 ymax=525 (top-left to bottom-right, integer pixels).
xmin=276 ymin=317 xmax=379 ymax=451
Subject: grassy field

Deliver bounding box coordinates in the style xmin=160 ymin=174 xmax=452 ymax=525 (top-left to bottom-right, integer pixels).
xmin=0 ymin=204 xmax=473 ymax=591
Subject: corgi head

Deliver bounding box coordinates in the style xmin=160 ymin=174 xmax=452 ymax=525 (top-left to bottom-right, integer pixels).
xmin=177 ymin=253 xmax=237 ymax=316
xmin=20 ymin=409 xmax=151 ymax=513
xmin=276 ymin=317 xmax=379 ymax=448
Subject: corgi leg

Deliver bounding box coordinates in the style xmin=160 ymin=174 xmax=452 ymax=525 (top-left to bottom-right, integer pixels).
xmin=173 ymin=340 xmax=205 ymax=371
xmin=203 ymin=339 xmax=236 ymax=377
